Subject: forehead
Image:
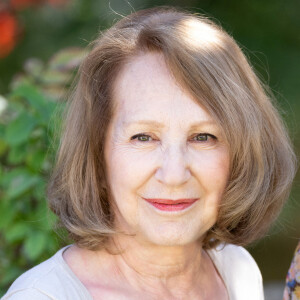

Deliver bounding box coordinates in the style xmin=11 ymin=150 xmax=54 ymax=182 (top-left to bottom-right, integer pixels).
xmin=111 ymin=52 xmax=216 ymax=128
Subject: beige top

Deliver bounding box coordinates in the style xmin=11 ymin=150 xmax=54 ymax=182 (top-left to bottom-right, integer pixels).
xmin=1 ymin=244 xmax=264 ymax=300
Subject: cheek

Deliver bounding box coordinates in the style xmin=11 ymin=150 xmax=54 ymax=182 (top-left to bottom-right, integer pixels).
xmin=105 ymin=148 xmax=138 ymax=226
xmin=193 ymin=149 xmax=230 ymax=195
xmin=107 ymin=144 xmax=159 ymax=187
xmin=105 ymin=145 xmax=159 ymax=217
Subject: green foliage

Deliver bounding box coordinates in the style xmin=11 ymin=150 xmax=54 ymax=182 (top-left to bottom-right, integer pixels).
xmin=0 ymin=48 xmax=86 ymax=295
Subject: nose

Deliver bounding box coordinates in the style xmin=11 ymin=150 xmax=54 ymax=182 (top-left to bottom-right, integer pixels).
xmin=155 ymin=145 xmax=191 ymax=187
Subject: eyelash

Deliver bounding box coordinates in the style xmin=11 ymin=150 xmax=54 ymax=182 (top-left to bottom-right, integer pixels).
xmin=130 ymin=133 xmax=217 ymax=143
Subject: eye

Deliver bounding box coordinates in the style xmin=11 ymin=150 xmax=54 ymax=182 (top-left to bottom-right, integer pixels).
xmin=191 ymin=133 xmax=216 ymax=142
xmin=131 ymin=134 xmax=153 ymax=142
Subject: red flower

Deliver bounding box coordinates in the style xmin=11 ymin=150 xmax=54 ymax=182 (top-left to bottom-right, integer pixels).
xmin=0 ymin=0 xmax=69 ymax=58
xmin=0 ymin=11 xmax=18 ymax=58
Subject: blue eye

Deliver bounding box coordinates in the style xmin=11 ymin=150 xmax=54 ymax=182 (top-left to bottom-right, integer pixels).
xmin=131 ymin=134 xmax=153 ymax=142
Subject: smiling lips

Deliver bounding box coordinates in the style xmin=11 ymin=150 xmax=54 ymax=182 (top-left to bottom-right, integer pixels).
xmin=143 ymin=198 xmax=199 ymax=211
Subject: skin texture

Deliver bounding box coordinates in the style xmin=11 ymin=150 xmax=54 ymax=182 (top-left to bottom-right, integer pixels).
xmin=105 ymin=52 xmax=230 ymax=247
xmin=63 ymin=52 xmax=230 ymax=299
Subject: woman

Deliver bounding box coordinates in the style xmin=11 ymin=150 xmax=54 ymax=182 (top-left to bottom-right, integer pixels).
xmin=2 ymin=6 xmax=296 ymax=300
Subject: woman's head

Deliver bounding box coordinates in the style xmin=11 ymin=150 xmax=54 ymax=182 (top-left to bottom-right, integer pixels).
xmin=48 ymin=6 xmax=297 ymax=249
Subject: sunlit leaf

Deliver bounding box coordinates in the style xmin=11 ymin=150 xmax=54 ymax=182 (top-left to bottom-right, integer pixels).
xmin=23 ymin=231 xmax=48 ymax=261
xmin=4 ymin=112 xmax=36 ymax=146
xmin=48 ymin=47 xmax=87 ymax=72
xmin=10 ymin=83 xmax=56 ymax=121
xmin=41 ymin=86 xmax=67 ymax=101
xmin=41 ymin=69 xmax=71 ymax=85
xmin=5 ymin=223 xmax=30 ymax=243
xmin=6 ymin=171 xmax=41 ymax=200
xmin=24 ymin=58 xmax=44 ymax=78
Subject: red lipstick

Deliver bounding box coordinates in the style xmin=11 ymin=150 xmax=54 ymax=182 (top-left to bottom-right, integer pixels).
xmin=143 ymin=198 xmax=198 ymax=212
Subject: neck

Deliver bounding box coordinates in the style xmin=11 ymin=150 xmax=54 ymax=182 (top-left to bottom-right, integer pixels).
xmin=106 ymin=234 xmax=212 ymax=297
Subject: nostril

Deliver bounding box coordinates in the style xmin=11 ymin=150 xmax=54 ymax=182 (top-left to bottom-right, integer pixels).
xmin=155 ymin=164 xmax=191 ymax=187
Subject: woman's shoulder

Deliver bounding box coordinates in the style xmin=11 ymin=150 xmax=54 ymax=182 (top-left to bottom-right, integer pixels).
xmin=207 ymin=243 xmax=264 ymax=300
xmin=211 ymin=243 xmax=261 ymax=272
xmin=2 ymin=245 xmax=93 ymax=300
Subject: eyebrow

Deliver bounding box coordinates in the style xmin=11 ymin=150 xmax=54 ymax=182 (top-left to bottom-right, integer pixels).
xmin=124 ymin=120 xmax=218 ymax=129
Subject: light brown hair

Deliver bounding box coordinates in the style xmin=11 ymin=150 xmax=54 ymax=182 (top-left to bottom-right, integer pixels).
xmin=48 ymin=6 xmax=297 ymax=249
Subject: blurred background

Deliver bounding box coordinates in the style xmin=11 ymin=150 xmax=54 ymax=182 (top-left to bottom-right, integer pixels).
xmin=0 ymin=0 xmax=299 ymax=298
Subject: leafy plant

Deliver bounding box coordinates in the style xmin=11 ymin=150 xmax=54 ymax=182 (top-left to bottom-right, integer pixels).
xmin=0 ymin=47 xmax=86 ymax=295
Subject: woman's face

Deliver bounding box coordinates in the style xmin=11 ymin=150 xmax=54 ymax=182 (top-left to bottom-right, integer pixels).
xmin=105 ymin=52 xmax=230 ymax=246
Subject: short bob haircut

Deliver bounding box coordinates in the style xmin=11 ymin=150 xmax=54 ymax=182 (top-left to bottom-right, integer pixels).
xmin=48 ymin=6 xmax=297 ymax=250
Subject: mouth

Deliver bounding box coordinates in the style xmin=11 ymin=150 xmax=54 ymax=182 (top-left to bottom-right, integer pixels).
xmin=142 ymin=198 xmax=199 ymax=212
